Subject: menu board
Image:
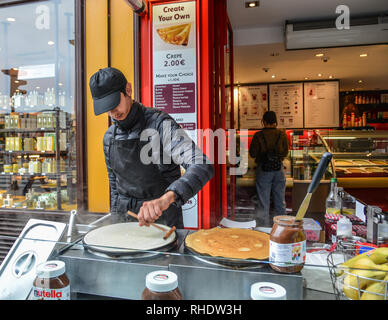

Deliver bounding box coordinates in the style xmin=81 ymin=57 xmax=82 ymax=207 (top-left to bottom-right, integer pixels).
xmin=239 ymin=85 xmax=268 ymax=129
xmin=152 ymin=1 xmax=198 ymax=228
xmin=304 ymin=81 xmax=339 ymax=128
xmin=269 ymin=83 xmax=303 ymax=128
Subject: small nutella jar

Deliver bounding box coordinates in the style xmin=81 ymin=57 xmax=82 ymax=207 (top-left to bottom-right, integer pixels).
xmin=250 ymin=282 xmax=287 ymax=300
xmin=142 ymin=271 xmax=183 ymax=300
xmin=269 ymin=215 xmax=306 ymax=273
xmin=32 ymin=260 xmax=70 ymax=300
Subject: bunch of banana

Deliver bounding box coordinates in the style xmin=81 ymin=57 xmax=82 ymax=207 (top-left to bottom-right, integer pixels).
xmin=339 ymin=247 xmax=388 ymax=300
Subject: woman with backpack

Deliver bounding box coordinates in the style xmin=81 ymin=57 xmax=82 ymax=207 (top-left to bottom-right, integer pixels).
xmin=249 ymin=111 xmax=289 ymax=218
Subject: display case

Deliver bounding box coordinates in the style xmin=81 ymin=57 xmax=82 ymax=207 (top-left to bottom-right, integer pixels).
xmin=0 ymin=108 xmax=77 ymax=211
xmin=290 ymin=129 xmax=388 ymax=187
xmin=0 ymin=0 xmax=78 ymax=212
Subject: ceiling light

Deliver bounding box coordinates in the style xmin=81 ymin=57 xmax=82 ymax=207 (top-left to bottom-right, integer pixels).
xmin=58 ymin=83 xmax=63 ymax=86
xmin=315 ymin=53 xmax=324 ymax=57
xmin=358 ymin=80 xmax=363 ymax=83
xmin=14 ymin=80 xmax=19 ymax=83
xmin=48 ymin=41 xmax=55 ymax=46
xmin=6 ymin=17 xmax=16 ymax=22
xmin=36 ymin=87 xmax=40 ymax=89
xmin=329 ymin=75 xmax=333 ymax=79
xmin=360 ymin=53 xmax=368 ymax=57
xmin=351 ymin=88 xmax=355 ymax=91
xmin=304 ymin=77 xmax=309 ymax=80
xmin=318 ymin=73 xmax=322 ymax=77
xmin=245 ymin=1 xmax=259 ymax=8
xmin=271 ymin=75 xmax=275 ymax=78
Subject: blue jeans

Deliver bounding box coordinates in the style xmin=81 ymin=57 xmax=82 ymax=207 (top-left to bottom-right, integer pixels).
xmin=255 ymin=167 xmax=286 ymax=216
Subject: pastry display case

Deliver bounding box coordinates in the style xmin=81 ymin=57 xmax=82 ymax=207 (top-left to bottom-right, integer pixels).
xmin=290 ymin=129 xmax=388 ymax=188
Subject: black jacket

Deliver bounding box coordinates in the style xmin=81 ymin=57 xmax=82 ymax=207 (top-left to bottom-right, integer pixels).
xmin=103 ymin=101 xmax=214 ymax=213
xmin=249 ymin=128 xmax=289 ymax=164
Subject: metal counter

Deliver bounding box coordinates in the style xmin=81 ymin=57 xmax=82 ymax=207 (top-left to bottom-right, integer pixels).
xmin=56 ymin=229 xmax=303 ymax=300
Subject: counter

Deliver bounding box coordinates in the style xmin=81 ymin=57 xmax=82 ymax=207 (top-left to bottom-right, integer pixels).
xmin=57 ymin=229 xmax=304 ymax=300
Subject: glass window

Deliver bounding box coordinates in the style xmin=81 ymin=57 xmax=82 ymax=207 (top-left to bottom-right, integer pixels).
xmin=0 ymin=0 xmax=77 ymax=212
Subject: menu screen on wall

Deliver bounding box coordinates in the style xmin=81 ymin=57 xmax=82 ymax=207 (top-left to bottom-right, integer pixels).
xmin=152 ymin=1 xmax=198 ymax=228
xmin=269 ymin=83 xmax=303 ymax=128
xmin=304 ymin=81 xmax=339 ymax=128
xmin=239 ymin=85 xmax=268 ymax=129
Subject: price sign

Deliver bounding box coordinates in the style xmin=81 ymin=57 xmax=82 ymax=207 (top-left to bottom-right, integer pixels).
xmin=152 ymin=1 xmax=198 ymax=228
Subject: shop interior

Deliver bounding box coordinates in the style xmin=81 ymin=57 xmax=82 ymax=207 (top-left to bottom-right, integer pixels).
xmin=226 ymin=0 xmax=388 ymax=230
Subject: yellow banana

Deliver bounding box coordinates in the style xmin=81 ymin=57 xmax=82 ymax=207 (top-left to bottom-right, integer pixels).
xmin=352 ymin=257 xmax=388 ymax=272
xmin=343 ymin=269 xmax=386 ymax=300
xmin=368 ymin=247 xmax=388 ymax=265
xmin=360 ymin=280 xmax=388 ymax=300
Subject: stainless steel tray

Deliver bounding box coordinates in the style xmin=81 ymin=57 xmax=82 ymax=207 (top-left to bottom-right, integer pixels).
xmin=0 ymin=219 xmax=66 ymax=300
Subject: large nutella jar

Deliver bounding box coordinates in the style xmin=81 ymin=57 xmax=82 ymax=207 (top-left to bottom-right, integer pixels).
xmin=269 ymin=215 xmax=306 ymax=273
xmin=142 ymin=271 xmax=183 ymax=300
xmin=32 ymin=260 xmax=70 ymax=300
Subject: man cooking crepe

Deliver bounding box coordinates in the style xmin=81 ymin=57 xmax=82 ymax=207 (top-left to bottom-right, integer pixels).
xmin=89 ymin=67 xmax=214 ymax=229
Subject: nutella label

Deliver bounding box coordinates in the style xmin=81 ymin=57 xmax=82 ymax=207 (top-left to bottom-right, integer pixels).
xmin=32 ymin=286 xmax=70 ymax=300
xmin=269 ymin=240 xmax=306 ymax=266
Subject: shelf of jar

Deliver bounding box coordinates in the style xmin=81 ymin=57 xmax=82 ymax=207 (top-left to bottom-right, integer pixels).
xmin=0 ymin=203 xmax=77 ymax=211
xmin=0 ymin=150 xmax=68 ymax=156
xmin=1 ymin=172 xmax=69 ymax=177
xmin=0 ymin=127 xmax=71 ymax=133
xmin=355 ymin=103 xmax=388 ymax=107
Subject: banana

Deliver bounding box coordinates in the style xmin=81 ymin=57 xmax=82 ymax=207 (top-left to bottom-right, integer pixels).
xmin=352 ymin=257 xmax=388 ymax=272
xmin=360 ymin=280 xmax=388 ymax=300
xmin=368 ymin=247 xmax=388 ymax=265
xmin=343 ymin=269 xmax=386 ymax=300
xmin=341 ymin=251 xmax=370 ymax=269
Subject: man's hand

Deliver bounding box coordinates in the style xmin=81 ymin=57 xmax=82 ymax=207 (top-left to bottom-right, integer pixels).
xmin=137 ymin=191 xmax=176 ymax=226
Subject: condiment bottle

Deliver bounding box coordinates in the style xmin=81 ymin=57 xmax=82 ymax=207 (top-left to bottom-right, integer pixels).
xmin=336 ymin=216 xmax=352 ymax=238
xmin=142 ymin=271 xmax=183 ymax=300
xmin=250 ymin=282 xmax=287 ymax=300
xmin=32 ymin=260 xmax=70 ymax=300
xmin=269 ymin=215 xmax=306 ymax=273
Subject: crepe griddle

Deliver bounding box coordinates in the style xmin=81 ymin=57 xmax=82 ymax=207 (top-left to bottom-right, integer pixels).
xmin=82 ymin=222 xmax=177 ymax=258
xmin=183 ymin=231 xmax=268 ymax=269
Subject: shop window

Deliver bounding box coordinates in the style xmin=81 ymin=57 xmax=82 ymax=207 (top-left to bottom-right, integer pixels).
xmin=0 ymin=0 xmax=77 ymax=212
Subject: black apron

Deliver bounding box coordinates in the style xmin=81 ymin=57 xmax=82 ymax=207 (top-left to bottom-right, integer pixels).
xmin=109 ymin=125 xmax=183 ymax=228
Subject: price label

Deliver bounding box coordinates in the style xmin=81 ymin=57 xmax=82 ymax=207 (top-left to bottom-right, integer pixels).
xmin=163 ymin=57 xmax=186 ymax=67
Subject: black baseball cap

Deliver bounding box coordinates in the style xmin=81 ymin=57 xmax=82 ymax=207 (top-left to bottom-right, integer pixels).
xmin=89 ymin=67 xmax=127 ymax=115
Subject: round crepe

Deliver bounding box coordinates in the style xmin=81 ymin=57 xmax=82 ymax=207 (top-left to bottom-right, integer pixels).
xmin=371 ymin=160 xmax=387 ymax=165
xmin=334 ymin=160 xmax=354 ymax=166
xmin=352 ymin=160 xmax=372 ymax=165
xmin=185 ymin=227 xmax=270 ymax=260
xmin=83 ymin=222 xmax=176 ymax=254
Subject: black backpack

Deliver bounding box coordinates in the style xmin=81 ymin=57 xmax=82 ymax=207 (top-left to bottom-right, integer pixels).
xmin=261 ymin=131 xmax=282 ymax=172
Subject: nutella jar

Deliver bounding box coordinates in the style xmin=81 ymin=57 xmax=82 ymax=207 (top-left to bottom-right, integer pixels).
xmin=250 ymin=282 xmax=287 ymax=300
xmin=32 ymin=260 xmax=70 ymax=300
xmin=142 ymin=271 xmax=183 ymax=300
xmin=269 ymin=215 xmax=306 ymax=273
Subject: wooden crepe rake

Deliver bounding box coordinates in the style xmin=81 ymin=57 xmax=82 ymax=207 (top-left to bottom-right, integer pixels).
xmin=127 ymin=210 xmax=176 ymax=240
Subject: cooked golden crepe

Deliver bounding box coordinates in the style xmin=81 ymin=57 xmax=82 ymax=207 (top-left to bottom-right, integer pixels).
xmin=335 ymin=160 xmax=354 ymax=166
xmin=346 ymin=168 xmax=366 ymax=173
xmin=365 ymin=167 xmax=385 ymax=173
xmin=352 ymin=160 xmax=372 ymax=165
xmin=371 ymin=160 xmax=387 ymax=165
xmin=156 ymin=23 xmax=191 ymax=46
xmin=185 ymin=227 xmax=270 ymax=260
